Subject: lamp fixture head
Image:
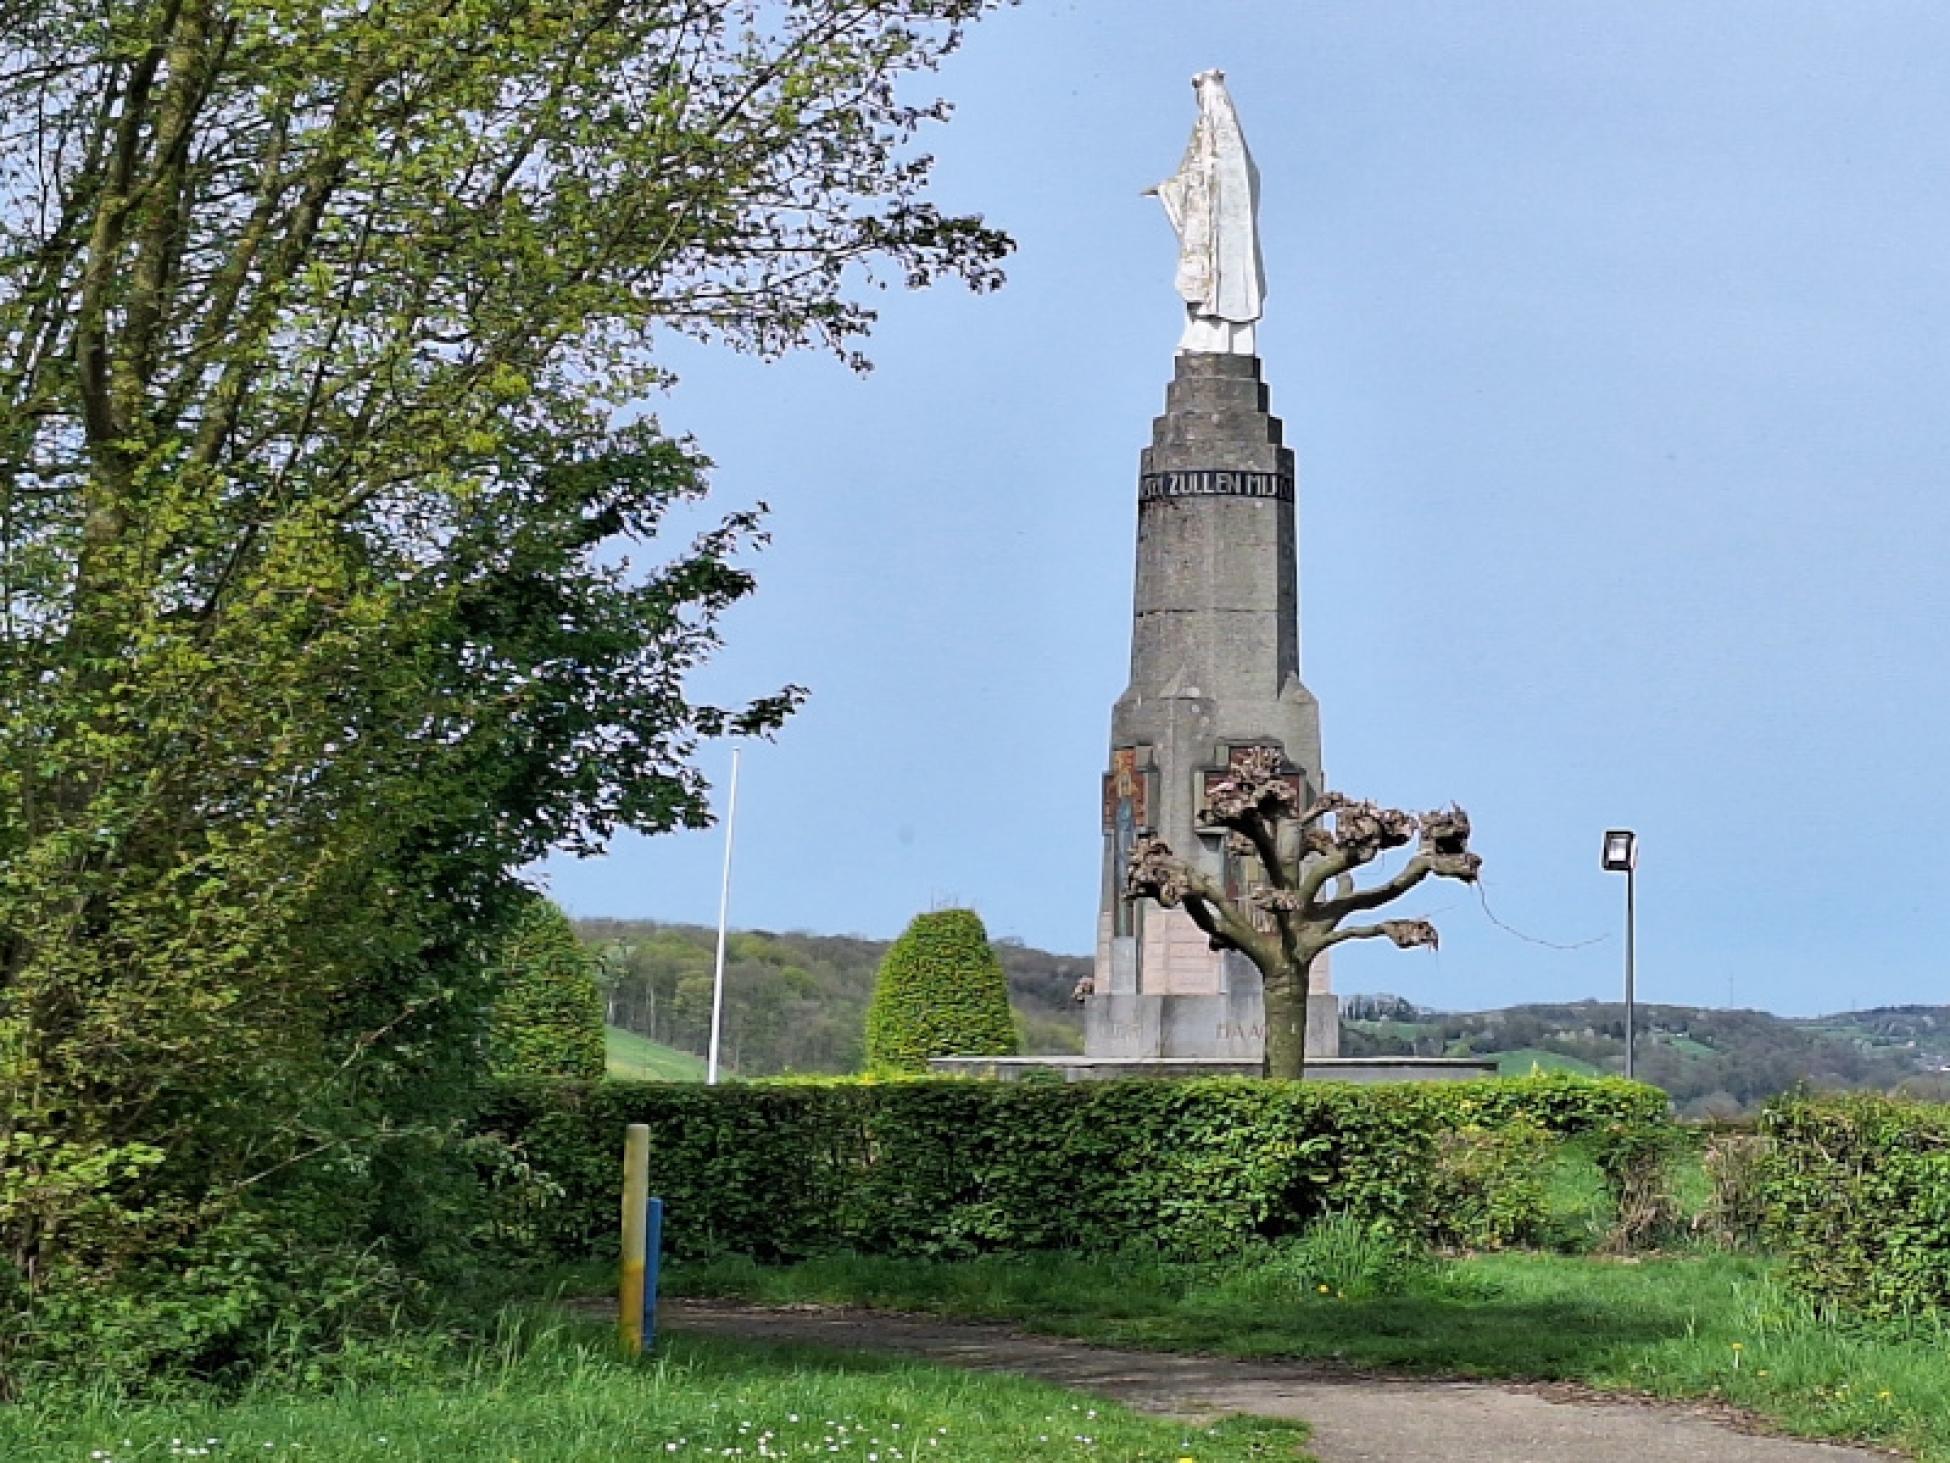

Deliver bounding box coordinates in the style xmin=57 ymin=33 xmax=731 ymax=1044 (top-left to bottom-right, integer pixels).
xmin=1601 ymin=829 xmax=1638 ymax=873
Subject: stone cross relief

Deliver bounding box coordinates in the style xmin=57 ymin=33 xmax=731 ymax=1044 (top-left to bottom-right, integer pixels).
xmin=1147 ymin=68 xmax=1267 ymax=356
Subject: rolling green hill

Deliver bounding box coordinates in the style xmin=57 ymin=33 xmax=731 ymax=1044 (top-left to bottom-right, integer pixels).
xmin=604 ymin=1025 xmax=707 ymax=1082
xmin=1492 ymin=1047 xmax=1600 ymax=1077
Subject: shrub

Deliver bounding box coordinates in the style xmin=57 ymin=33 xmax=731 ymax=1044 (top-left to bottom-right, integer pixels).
xmin=479 ymin=1072 xmax=1669 ymax=1266
xmin=1428 ymin=1119 xmax=1553 ymax=1250
xmin=1697 ymin=1129 xmax=1771 ymax=1250
xmin=1428 ymin=1073 xmax=1673 ymax=1251
xmin=1212 ymin=1216 xmax=1427 ymax=1302
xmin=863 ymin=910 xmax=1017 ymax=1072
xmin=488 ymin=899 xmax=607 ymax=1081
xmin=1587 ymin=1120 xmax=1691 ymax=1252
xmin=1758 ymin=1092 xmax=1950 ymax=1320
xmin=1431 ymin=1074 xmax=1667 ymax=1135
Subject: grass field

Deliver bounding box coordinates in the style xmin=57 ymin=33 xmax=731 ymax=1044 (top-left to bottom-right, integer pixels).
xmin=1341 ymin=1019 xmax=1442 ymax=1041
xmin=605 ymin=1025 xmax=707 ymax=1081
xmin=0 ymin=1313 xmax=1309 ymax=1462
xmin=1492 ymin=1048 xmax=1600 ymax=1076
xmin=668 ymin=1250 xmax=1950 ymax=1460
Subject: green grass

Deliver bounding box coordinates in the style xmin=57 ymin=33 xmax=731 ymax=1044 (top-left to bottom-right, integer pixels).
xmin=667 ymin=1250 xmax=1950 ymax=1460
xmin=1343 ymin=1019 xmax=1442 ymax=1040
xmin=605 ymin=1025 xmax=707 ymax=1081
xmin=0 ymin=1310 xmax=1308 ymax=1462
xmin=1493 ymin=1048 xmax=1600 ymax=1077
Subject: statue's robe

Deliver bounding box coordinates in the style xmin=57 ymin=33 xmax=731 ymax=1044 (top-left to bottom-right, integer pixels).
xmin=1155 ymin=75 xmax=1265 ymax=339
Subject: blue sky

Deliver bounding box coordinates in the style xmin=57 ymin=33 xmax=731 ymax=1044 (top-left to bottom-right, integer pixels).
xmin=545 ymin=2 xmax=1950 ymax=1018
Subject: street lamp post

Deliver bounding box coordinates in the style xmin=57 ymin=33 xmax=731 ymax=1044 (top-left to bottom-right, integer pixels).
xmin=1601 ymin=829 xmax=1639 ymax=1081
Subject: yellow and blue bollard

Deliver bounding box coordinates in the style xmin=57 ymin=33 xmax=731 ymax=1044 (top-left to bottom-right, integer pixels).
xmin=643 ymin=1194 xmax=664 ymax=1348
xmin=618 ymin=1123 xmax=663 ymax=1356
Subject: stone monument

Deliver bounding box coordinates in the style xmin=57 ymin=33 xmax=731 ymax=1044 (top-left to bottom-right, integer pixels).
xmin=1086 ymin=70 xmax=1340 ymax=1064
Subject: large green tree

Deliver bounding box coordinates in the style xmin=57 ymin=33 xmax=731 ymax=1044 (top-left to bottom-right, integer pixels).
xmin=0 ymin=0 xmax=1009 ymax=1380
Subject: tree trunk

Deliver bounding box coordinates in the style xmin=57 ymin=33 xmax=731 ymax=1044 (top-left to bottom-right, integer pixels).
xmin=1262 ymin=958 xmax=1309 ymax=1080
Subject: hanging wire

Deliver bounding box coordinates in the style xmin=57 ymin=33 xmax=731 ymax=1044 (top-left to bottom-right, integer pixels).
xmin=1474 ymin=878 xmax=1608 ymax=951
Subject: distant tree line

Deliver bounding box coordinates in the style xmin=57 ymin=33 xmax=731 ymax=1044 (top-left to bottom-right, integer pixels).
xmin=574 ymin=919 xmax=1084 ymax=1077
xmin=575 ymin=913 xmax=1950 ymax=1108
xmin=1342 ymin=998 xmax=1943 ymax=1115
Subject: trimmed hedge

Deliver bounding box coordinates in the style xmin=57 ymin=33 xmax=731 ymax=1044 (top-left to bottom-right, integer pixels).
xmin=480 ymin=1073 xmax=1666 ymax=1263
xmin=864 ymin=909 xmax=1017 ymax=1072
xmin=1759 ymin=1092 xmax=1950 ymax=1320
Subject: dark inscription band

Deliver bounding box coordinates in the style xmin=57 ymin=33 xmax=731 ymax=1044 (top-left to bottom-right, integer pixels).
xmin=1139 ymin=469 xmax=1293 ymax=503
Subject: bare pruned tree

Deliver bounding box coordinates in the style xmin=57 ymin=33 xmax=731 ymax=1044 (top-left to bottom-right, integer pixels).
xmin=1124 ymin=747 xmax=1481 ymax=1079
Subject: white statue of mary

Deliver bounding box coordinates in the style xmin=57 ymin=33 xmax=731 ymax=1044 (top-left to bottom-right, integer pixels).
xmin=1148 ymin=69 xmax=1266 ymax=356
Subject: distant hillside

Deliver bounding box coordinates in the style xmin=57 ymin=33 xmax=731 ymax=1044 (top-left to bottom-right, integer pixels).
xmin=1800 ymin=1005 xmax=1950 ymax=1071
xmin=1347 ymin=997 xmax=1950 ymax=1115
xmin=572 ymin=919 xmax=1950 ymax=1110
xmin=573 ymin=918 xmax=1086 ymax=1079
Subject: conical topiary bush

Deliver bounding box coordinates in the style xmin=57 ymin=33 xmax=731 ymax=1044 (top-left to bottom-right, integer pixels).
xmin=864 ymin=908 xmax=1019 ymax=1073
xmin=486 ymin=897 xmax=607 ymax=1080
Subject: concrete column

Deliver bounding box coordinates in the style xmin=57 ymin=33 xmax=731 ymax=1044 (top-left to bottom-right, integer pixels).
xmin=1088 ymin=352 xmax=1338 ymax=1062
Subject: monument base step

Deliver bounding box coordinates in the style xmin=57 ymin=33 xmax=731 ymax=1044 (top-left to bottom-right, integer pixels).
xmin=925 ymin=1055 xmax=1502 ymax=1083
xmin=1083 ymin=989 xmax=1341 ymax=1061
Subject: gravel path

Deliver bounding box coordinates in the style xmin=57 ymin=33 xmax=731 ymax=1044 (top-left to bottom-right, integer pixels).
xmin=664 ymin=1299 xmax=1893 ymax=1463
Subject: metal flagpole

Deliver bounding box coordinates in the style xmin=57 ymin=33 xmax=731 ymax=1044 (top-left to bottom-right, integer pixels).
xmin=706 ymin=747 xmax=741 ymax=1085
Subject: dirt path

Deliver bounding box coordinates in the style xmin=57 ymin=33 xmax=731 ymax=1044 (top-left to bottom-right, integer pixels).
xmin=664 ymin=1300 xmax=1891 ymax=1463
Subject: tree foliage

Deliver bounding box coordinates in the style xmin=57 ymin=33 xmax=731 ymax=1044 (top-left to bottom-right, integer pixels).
xmin=0 ymin=0 xmax=1010 ymax=1384
xmin=1126 ymin=748 xmax=1481 ymax=1079
xmin=489 ymin=899 xmax=606 ymax=1081
xmin=864 ymin=909 xmax=1018 ymax=1072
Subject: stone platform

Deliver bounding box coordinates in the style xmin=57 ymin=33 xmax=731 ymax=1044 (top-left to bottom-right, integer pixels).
xmin=1084 ymin=985 xmax=1340 ymax=1062
xmin=927 ymin=1055 xmax=1500 ymax=1083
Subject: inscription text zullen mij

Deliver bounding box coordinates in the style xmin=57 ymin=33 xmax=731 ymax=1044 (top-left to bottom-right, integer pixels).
xmin=1139 ymin=468 xmax=1293 ymax=503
